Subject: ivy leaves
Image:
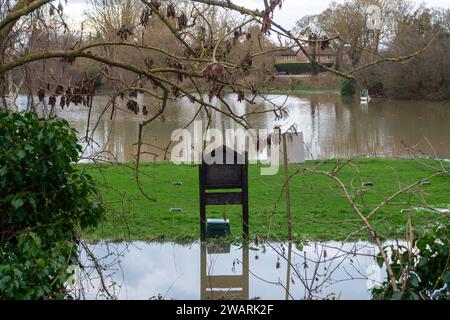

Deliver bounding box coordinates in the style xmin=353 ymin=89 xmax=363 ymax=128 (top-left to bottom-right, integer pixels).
xmin=0 ymin=111 xmax=104 ymax=299
xmin=372 ymin=224 xmax=449 ymax=300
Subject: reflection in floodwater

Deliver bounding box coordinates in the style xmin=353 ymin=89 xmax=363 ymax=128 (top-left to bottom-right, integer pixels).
xmin=16 ymin=93 xmax=450 ymax=162
xmin=75 ymin=241 xmax=387 ymax=300
xmin=201 ymin=243 xmax=249 ymax=300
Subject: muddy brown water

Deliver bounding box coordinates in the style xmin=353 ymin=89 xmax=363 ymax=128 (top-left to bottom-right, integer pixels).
xmin=17 ymin=93 xmax=450 ymax=162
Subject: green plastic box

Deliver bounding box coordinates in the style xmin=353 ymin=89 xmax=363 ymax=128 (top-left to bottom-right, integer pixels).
xmin=206 ymin=219 xmax=231 ymax=238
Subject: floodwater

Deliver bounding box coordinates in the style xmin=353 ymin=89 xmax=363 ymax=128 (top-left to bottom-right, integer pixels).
xmin=77 ymin=241 xmax=386 ymax=300
xmin=16 ymin=93 xmax=450 ymax=162
xmin=13 ymin=94 xmax=437 ymax=300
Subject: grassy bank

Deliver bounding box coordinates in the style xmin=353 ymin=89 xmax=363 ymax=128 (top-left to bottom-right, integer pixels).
xmin=259 ymin=88 xmax=340 ymax=95
xmin=80 ymin=159 xmax=449 ymax=242
xmin=268 ymin=73 xmax=342 ymax=94
xmin=234 ymin=87 xmax=339 ymax=95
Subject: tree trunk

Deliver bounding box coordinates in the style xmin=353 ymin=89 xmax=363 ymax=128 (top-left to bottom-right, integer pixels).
xmin=335 ymin=43 xmax=344 ymax=71
xmin=0 ymin=0 xmax=30 ymax=110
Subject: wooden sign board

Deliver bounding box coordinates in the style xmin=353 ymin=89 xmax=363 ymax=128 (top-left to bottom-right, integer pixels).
xmin=199 ymin=145 xmax=249 ymax=241
xmin=203 ymin=164 xmax=243 ymax=189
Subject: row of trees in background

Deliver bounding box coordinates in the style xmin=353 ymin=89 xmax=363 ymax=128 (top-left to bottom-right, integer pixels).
xmin=3 ymin=0 xmax=448 ymax=102
xmin=360 ymin=7 xmax=450 ymax=100
xmin=294 ymin=0 xmax=450 ymax=100
xmin=2 ymin=0 xmax=278 ymax=104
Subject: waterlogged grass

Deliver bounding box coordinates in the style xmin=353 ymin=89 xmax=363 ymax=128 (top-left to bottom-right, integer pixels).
xmin=79 ymin=159 xmax=449 ymax=242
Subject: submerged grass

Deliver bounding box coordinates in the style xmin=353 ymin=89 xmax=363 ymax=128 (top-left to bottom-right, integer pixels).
xmin=79 ymin=158 xmax=449 ymax=243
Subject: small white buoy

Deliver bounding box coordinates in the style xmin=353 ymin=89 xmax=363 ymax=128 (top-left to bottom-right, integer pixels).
xmin=360 ymin=89 xmax=371 ymax=103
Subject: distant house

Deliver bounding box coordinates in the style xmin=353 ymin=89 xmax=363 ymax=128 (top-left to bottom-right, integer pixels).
xmin=274 ymin=46 xmax=337 ymax=66
xmin=274 ymin=48 xmax=298 ymax=62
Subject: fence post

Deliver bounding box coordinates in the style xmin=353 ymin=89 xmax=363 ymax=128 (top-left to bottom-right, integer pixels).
xmin=282 ymin=133 xmax=293 ymax=241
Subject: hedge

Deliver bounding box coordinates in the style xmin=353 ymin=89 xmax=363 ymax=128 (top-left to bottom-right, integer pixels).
xmin=275 ymin=62 xmax=313 ymax=75
xmin=341 ymin=78 xmax=356 ymax=96
xmin=275 ymin=62 xmax=333 ymax=75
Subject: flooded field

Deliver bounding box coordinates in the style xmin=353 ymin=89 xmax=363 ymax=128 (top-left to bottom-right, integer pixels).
xmin=76 ymin=241 xmax=387 ymax=300
xmin=13 ymin=94 xmax=448 ymax=300
xmin=16 ymin=93 xmax=450 ymax=162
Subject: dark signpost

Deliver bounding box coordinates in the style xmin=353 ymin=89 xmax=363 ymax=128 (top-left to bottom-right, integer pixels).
xmin=199 ymin=146 xmax=249 ymax=241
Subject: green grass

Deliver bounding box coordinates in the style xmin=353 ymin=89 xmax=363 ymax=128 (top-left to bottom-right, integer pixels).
xmin=79 ymin=159 xmax=449 ymax=243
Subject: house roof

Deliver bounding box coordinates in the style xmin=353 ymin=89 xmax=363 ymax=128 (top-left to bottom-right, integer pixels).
xmin=303 ymin=47 xmax=336 ymax=56
xmin=275 ymin=46 xmax=337 ymax=57
xmin=274 ymin=48 xmax=297 ymax=56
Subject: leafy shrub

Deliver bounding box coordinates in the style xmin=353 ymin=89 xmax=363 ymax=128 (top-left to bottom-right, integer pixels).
xmin=0 ymin=111 xmax=104 ymax=299
xmin=0 ymin=233 xmax=77 ymax=299
xmin=372 ymin=224 xmax=449 ymax=300
xmin=341 ymin=78 xmax=356 ymax=96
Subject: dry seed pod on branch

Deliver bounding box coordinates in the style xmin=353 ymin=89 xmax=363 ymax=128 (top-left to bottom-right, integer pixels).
xmin=37 ymin=88 xmax=45 ymax=102
xmin=166 ymin=3 xmax=176 ymax=19
xmin=237 ymin=90 xmax=245 ymax=103
xmin=177 ymin=13 xmax=188 ymax=30
xmin=117 ymin=26 xmax=134 ymax=41
xmin=140 ymin=8 xmax=151 ymax=27
xmin=239 ymin=54 xmax=253 ymax=73
xmin=127 ymin=100 xmax=139 ymax=115
xmin=202 ymin=62 xmax=224 ymax=82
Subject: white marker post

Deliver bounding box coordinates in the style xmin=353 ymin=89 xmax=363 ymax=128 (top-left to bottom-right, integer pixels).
xmin=282 ymin=133 xmax=292 ymax=241
xmin=280 ymin=130 xmax=305 ymax=241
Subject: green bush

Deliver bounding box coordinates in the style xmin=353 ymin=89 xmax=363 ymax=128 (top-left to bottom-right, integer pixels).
xmin=275 ymin=62 xmax=314 ymax=75
xmin=341 ymin=78 xmax=356 ymax=96
xmin=0 ymin=111 xmax=104 ymax=299
xmin=0 ymin=233 xmax=77 ymax=299
xmin=372 ymin=224 xmax=449 ymax=300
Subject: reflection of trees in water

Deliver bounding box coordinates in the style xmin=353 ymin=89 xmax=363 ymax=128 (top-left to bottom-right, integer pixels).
xmin=201 ymin=243 xmax=249 ymax=300
xmin=201 ymin=242 xmax=381 ymax=300
xmin=74 ymin=241 xmax=382 ymax=300
xmin=72 ymin=242 xmax=132 ymax=300
xmin=268 ymin=241 xmax=379 ymax=300
xmin=248 ymin=241 xmax=381 ymax=300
